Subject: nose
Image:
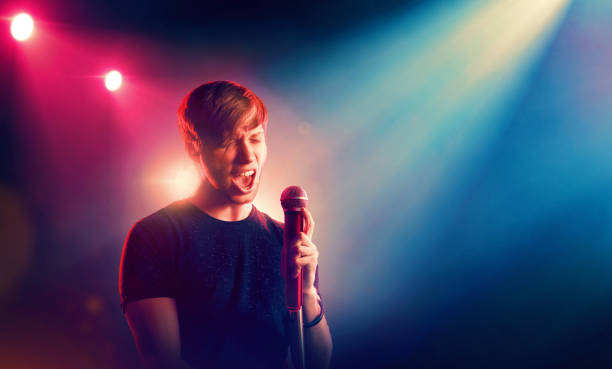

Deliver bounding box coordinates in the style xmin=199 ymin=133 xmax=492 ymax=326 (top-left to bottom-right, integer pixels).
xmin=236 ymin=137 xmax=255 ymax=163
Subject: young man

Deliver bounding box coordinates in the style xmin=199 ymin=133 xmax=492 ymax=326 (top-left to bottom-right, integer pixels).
xmin=119 ymin=81 xmax=332 ymax=369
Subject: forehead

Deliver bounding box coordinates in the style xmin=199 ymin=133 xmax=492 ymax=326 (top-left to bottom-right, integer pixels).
xmin=233 ymin=122 xmax=265 ymax=137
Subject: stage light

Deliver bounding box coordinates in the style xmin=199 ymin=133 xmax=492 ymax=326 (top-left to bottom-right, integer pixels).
xmin=170 ymin=164 xmax=200 ymax=199
xmin=105 ymin=70 xmax=122 ymax=91
xmin=11 ymin=13 xmax=34 ymax=41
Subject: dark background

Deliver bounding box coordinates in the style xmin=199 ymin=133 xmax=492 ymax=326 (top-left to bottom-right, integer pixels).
xmin=2 ymin=0 xmax=612 ymax=368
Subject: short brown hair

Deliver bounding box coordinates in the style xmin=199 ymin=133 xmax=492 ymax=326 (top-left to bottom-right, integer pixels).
xmin=177 ymin=81 xmax=268 ymax=149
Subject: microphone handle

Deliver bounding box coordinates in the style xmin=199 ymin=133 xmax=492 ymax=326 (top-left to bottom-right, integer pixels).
xmin=284 ymin=209 xmax=303 ymax=312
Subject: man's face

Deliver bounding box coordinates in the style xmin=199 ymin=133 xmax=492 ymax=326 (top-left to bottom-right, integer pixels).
xmin=198 ymin=123 xmax=267 ymax=204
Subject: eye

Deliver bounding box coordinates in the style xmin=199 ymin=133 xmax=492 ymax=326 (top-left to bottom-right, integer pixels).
xmin=218 ymin=140 xmax=236 ymax=152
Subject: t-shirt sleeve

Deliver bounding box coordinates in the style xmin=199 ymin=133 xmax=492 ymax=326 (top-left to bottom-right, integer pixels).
xmin=118 ymin=221 xmax=177 ymax=314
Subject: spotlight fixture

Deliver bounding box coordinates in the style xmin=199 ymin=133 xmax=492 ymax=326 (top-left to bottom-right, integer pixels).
xmin=105 ymin=70 xmax=123 ymax=91
xmin=11 ymin=13 xmax=34 ymax=41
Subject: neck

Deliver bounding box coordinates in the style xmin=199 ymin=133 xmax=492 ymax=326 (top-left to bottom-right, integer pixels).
xmin=189 ymin=180 xmax=253 ymax=222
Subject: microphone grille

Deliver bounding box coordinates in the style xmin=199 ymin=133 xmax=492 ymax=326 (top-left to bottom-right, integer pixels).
xmin=280 ymin=186 xmax=308 ymax=210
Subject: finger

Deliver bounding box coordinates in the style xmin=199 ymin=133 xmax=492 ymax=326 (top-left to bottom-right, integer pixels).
xmin=293 ymin=255 xmax=318 ymax=278
xmin=288 ymin=242 xmax=306 ymax=262
xmin=291 ymin=232 xmax=311 ymax=247
xmin=288 ymin=243 xmax=306 ymax=260
xmin=294 ymin=255 xmax=317 ymax=269
xmin=295 ymin=255 xmax=318 ymax=268
xmin=289 ymin=244 xmax=314 ymax=266
xmin=285 ymin=242 xmax=311 ymax=277
xmin=292 ymin=246 xmax=316 ymax=267
xmin=291 ymin=235 xmax=317 ymax=255
xmin=295 ymin=245 xmax=315 ymax=257
xmin=302 ymin=208 xmax=315 ymax=238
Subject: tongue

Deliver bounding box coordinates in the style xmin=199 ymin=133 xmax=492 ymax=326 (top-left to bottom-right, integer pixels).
xmin=234 ymin=174 xmax=252 ymax=188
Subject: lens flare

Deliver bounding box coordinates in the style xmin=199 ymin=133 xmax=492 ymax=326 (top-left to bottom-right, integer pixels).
xmin=11 ymin=13 xmax=34 ymax=41
xmin=105 ymin=70 xmax=122 ymax=91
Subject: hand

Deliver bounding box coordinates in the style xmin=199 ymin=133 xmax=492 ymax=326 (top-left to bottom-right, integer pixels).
xmin=283 ymin=208 xmax=319 ymax=294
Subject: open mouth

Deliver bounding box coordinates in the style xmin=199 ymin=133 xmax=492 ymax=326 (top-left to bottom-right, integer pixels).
xmin=231 ymin=169 xmax=256 ymax=193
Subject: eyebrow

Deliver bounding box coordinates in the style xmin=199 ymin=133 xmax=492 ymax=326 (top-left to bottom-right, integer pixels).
xmin=242 ymin=124 xmax=264 ymax=135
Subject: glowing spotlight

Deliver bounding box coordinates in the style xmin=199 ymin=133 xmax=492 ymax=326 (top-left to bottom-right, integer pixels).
xmin=105 ymin=70 xmax=122 ymax=91
xmin=169 ymin=164 xmax=201 ymax=199
xmin=11 ymin=13 xmax=34 ymax=41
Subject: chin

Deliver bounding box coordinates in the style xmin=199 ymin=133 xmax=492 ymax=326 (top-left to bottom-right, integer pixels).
xmin=228 ymin=185 xmax=259 ymax=204
xmin=228 ymin=194 xmax=256 ymax=205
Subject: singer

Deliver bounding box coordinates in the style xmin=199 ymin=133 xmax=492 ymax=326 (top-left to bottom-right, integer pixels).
xmin=119 ymin=81 xmax=332 ymax=369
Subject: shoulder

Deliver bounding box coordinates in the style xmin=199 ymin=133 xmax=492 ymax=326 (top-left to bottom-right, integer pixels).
xmin=252 ymin=207 xmax=284 ymax=242
xmin=132 ymin=200 xmax=192 ymax=232
xmin=120 ymin=202 xmax=189 ymax=279
xmin=125 ymin=200 xmax=194 ymax=247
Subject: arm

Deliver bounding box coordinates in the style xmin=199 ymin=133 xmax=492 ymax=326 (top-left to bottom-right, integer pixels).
xmin=124 ymin=297 xmax=194 ymax=369
xmin=300 ymin=289 xmax=333 ymax=369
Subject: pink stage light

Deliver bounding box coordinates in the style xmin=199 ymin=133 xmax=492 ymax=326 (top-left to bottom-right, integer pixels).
xmin=169 ymin=164 xmax=200 ymax=200
xmin=105 ymin=70 xmax=122 ymax=91
xmin=11 ymin=13 xmax=34 ymax=41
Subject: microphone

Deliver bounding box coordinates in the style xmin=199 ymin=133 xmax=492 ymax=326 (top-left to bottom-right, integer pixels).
xmin=280 ymin=185 xmax=308 ymax=312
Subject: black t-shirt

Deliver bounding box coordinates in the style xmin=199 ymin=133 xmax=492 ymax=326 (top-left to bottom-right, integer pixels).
xmin=119 ymin=200 xmax=318 ymax=369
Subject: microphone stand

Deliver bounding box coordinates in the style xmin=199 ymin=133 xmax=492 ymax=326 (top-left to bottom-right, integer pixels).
xmin=290 ymin=307 xmax=305 ymax=369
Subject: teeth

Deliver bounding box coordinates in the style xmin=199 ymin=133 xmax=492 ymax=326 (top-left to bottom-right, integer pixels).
xmin=241 ymin=170 xmax=255 ymax=177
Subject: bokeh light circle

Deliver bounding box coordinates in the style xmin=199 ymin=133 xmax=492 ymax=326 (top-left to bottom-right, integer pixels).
xmin=11 ymin=13 xmax=34 ymax=41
